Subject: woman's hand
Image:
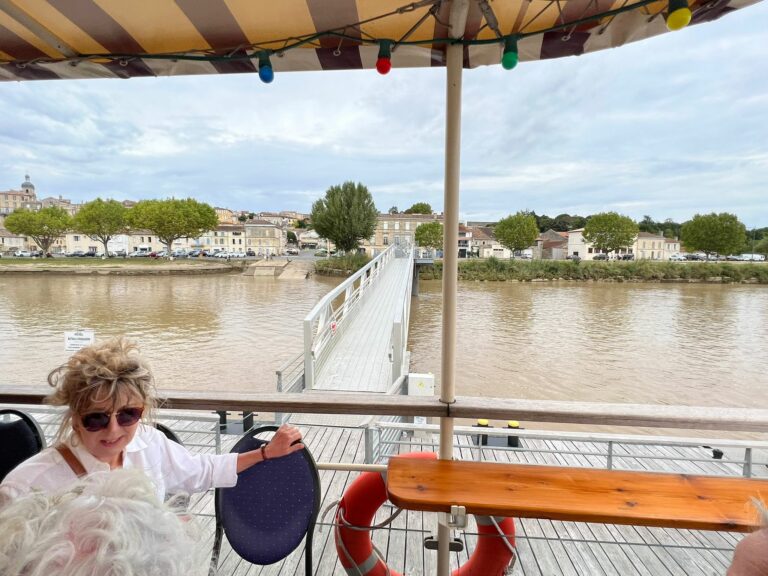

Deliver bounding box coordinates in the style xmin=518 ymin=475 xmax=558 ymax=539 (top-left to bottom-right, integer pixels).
xmin=236 ymin=425 xmax=305 ymax=473
xmin=265 ymin=424 xmax=304 ymax=459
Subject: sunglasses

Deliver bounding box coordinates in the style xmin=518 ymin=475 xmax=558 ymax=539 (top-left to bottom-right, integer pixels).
xmin=80 ymin=407 xmax=144 ymax=432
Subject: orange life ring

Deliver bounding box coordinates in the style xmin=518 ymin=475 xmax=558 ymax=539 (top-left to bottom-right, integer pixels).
xmin=335 ymin=452 xmax=516 ymax=576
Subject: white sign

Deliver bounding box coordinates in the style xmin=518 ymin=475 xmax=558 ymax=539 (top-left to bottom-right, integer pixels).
xmin=64 ymin=330 xmax=95 ymax=352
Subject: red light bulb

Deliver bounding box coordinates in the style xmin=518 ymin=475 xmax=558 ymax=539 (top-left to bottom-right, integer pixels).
xmin=376 ymin=57 xmax=391 ymax=75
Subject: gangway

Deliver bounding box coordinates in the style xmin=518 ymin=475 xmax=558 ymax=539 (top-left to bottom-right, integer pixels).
xmin=276 ymin=245 xmax=414 ymax=398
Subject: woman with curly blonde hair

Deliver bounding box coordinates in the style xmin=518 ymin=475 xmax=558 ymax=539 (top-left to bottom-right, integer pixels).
xmin=0 ymin=337 xmax=303 ymax=503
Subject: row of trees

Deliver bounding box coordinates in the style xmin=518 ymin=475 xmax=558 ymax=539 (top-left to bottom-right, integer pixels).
xmin=413 ymin=210 xmax=765 ymax=259
xmin=4 ymin=198 xmax=217 ymax=255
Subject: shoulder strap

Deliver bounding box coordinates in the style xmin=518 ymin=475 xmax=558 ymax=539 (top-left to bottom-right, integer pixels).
xmin=55 ymin=444 xmax=87 ymax=478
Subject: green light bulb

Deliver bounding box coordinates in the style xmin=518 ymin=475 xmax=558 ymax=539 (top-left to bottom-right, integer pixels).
xmin=501 ymin=37 xmax=519 ymax=70
xmin=502 ymin=50 xmax=518 ymax=70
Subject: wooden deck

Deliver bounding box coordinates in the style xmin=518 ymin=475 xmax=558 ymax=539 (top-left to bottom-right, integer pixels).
xmin=5 ymin=407 xmax=754 ymax=576
xmin=314 ymin=255 xmax=412 ymax=393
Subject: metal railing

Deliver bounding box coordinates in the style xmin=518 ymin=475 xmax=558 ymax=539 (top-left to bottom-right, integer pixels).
xmin=390 ymin=247 xmax=414 ymax=383
xmin=2 ymin=404 xmax=222 ymax=454
xmin=361 ymin=375 xmax=409 ymax=463
xmin=303 ymin=245 xmax=396 ymax=389
xmin=369 ymin=422 xmax=768 ymax=478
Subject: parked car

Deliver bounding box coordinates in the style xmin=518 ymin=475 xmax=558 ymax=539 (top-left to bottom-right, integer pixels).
xmin=188 ymin=249 xmax=202 ymax=258
xmin=82 ymin=250 xmax=97 ymax=257
xmin=286 ymin=247 xmax=300 ymax=255
xmin=669 ymin=253 xmax=686 ymax=261
xmin=314 ymin=249 xmax=329 ymax=257
xmin=592 ymin=253 xmax=608 ymax=261
xmin=13 ymin=250 xmax=33 ymax=257
xmin=171 ymin=249 xmax=187 ymax=258
xmin=620 ymin=254 xmax=634 ymax=261
xmin=246 ymin=249 xmax=256 ymax=257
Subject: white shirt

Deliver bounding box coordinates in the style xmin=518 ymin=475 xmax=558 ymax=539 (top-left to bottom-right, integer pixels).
xmin=0 ymin=424 xmax=238 ymax=503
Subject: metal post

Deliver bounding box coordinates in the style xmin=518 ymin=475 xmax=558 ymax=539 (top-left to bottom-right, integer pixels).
xmin=392 ymin=320 xmax=403 ymax=383
xmin=438 ymin=2 xmax=469 ymax=574
xmin=607 ymin=441 xmax=614 ymax=470
xmin=743 ymin=447 xmax=753 ymax=478
xmin=303 ymin=318 xmax=314 ymax=389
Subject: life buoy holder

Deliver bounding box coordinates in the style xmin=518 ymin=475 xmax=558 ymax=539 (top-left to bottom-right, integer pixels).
xmin=334 ymin=452 xmax=516 ymax=576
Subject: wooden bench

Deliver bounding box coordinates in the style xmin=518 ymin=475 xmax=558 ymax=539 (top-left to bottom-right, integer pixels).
xmin=387 ymin=458 xmax=768 ymax=532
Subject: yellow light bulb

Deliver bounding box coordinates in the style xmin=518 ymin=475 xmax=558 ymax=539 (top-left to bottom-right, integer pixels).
xmin=667 ymin=7 xmax=692 ymax=30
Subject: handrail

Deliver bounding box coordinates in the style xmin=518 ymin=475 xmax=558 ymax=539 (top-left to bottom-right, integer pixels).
xmin=378 ymin=422 xmax=768 ymax=448
xmin=391 ymin=247 xmax=414 ymax=383
xmin=4 ymin=385 xmax=768 ymax=432
xmin=303 ymin=245 xmax=396 ymax=389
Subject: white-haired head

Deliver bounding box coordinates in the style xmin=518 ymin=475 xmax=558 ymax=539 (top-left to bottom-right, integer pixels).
xmin=0 ymin=469 xmax=210 ymax=576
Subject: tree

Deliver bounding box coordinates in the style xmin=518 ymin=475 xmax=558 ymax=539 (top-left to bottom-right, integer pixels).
xmin=287 ymin=230 xmax=298 ymax=244
xmin=127 ymin=198 xmax=218 ymax=255
xmin=494 ymin=212 xmax=539 ymax=256
xmin=403 ymin=202 xmax=432 ymax=215
xmin=414 ymin=221 xmax=443 ymax=251
xmin=238 ymin=214 xmax=247 ymax=222
xmin=755 ymin=237 xmax=768 ymax=256
xmin=72 ymin=198 xmax=127 ymax=256
xmin=388 ymin=206 xmax=399 ymax=214
xmin=681 ymin=213 xmax=746 ymax=259
xmin=310 ymin=181 xmax=378 ymax=253
xmin=4 ymin=207 xmax=71 ymax=254
xmin=583 ymin=212 xmax=638 ymax=256
xmin=638 ymin=215 xmax=660 ymax=234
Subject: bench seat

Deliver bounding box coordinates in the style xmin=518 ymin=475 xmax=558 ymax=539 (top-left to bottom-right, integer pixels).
xmin=387 ymin=458 xmax=768 ymax=532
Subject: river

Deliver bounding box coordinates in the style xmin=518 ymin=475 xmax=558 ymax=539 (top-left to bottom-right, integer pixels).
xmin=1 ymin=275 xmax=767 ymax=416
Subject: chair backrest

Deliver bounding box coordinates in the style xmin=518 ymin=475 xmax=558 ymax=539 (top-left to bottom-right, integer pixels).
xmin=212 ymin=425 xmax=320 ymax=574
xmin=155 ymin=422 xmax=182 ymax=444
xmin=0 ymin=409 xmax=47 ymax=482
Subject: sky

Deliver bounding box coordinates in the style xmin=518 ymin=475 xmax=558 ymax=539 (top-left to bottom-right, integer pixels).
xmin=1 ymin=3 xmax=767 ymax=227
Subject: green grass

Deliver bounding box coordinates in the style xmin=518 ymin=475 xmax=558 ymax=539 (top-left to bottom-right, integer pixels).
xmin=315 ymin=253 xmax=371 ymax=275
xmin=417 ymin=259 xmax=768 ymax=283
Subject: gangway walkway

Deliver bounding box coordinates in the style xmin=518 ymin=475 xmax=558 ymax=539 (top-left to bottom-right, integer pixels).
xmin=282 ymin=245 xmax=414 ymax=397
xmin=315 ymin=255 xmax=411 ymax=392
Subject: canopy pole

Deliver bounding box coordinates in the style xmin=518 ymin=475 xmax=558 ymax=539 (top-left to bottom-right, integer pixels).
xmin=438 ymin=1 xmax=468 ymax=574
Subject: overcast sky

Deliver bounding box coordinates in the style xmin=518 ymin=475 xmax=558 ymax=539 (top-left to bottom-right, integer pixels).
xmin=1 ymin=3 xmax=766 ymax=227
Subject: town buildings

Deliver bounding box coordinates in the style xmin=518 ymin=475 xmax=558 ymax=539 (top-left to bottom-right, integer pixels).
xmin=0 ymin=176 xmax=687 ymax=261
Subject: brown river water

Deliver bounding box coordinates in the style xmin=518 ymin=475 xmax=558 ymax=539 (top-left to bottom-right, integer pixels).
xmin=1 ymin=275 xmax=767 ymax=434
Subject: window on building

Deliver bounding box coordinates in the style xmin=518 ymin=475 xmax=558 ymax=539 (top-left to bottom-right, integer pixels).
xmin=383 ymin=222 xmax=388 ymax=230
xmin=405 ymin=222 xmax=410 ymax=231
xmin=74 ymin=235 xmax=80 ymax=241
xmin=395 ymin=222 xmax=400 ymax=230
xmin=383 ymin=237 xmax=389 ymax=245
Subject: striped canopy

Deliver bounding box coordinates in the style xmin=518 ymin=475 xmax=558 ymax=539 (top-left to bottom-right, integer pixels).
xmin=0 ymin=0 xmax=760 ymax=82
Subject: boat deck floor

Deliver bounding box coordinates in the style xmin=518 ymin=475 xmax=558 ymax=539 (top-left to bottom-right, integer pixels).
xmin=11 ymin=408 xmax=755 ymax=576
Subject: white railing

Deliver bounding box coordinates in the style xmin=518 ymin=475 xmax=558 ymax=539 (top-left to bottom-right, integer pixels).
xmin=303 ymin=245 xmax=396 ymax=389
xmin=391 ymin=247 xmax=414 ymax=383
xmin=371 ymin=422 xmax=768 ymax=478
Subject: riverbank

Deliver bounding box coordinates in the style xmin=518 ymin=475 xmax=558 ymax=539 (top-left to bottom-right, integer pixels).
xmin=0 ymin=258 xmax=243 ymax=275
xmin=416 ymin=259 xmax=768 ymax=283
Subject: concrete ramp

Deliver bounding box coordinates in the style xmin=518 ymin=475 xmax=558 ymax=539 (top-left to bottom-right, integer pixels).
xmin=278 ymin=260 xmax=314 ymax=279
xmin=242 ymin=261 xmax=288 ymax=277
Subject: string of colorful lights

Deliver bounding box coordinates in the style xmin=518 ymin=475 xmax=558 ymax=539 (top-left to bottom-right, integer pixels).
xmin=3 ymin=0 xmax=693 ymax=82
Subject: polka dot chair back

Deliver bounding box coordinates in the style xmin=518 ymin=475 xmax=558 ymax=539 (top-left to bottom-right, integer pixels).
xmin=211 ymin=425 xmax=320 ymax=576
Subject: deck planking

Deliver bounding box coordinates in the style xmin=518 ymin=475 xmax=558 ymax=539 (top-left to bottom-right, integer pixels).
xmin=2 ymin=407 xmax=751 ymax=575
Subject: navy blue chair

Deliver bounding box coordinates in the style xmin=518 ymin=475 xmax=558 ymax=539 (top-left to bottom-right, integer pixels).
xmin=0 ymin=408 xmax=46 ymax=482
xmin=211 ymin=425 xmax=320 ymax=576
xmin=155 ymin=422 xmax=182 ymax=444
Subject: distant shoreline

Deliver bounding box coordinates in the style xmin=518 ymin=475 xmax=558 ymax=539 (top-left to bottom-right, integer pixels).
xmin=0 ymin=260 xmax=242 ymax=275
